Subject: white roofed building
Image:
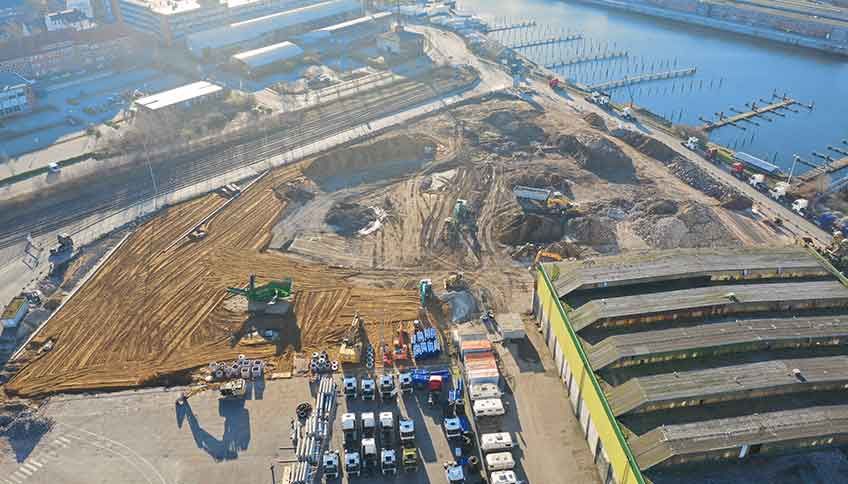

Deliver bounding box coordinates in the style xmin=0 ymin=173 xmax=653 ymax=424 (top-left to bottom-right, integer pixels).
xmin=231 ymin=40 xmax=304 ymax=76
xmin=132 ymin=81 xmax=225 ymax=118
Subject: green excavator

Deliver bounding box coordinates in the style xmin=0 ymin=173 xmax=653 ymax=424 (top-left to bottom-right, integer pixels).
xmin=227 ymin=274 xmax=294 ymax=315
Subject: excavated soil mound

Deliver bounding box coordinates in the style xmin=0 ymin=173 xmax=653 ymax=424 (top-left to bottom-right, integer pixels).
xmin=582 ymin=112 xmax=607 ymax=132
xmin=509 ymin=171 xmax=573 ymax=197
xmin=497 ymin=212 xmax=565 ymax=245
xmin=483 ymin=111 xmax=546 ymax=145
xmin=304 ymin=134 xmax=434 ymax=190
xmin=325 ymin=202 xmax=377 ymax=236
xmin=610 ymin=128 xmax=678 ymax=162
xmin=566 ymin=216 xmax=618 ymax=247
xmin=632 ymin=202 xmax=738 ymax=249
xmin=555 ymin=133 xmax=634 ymax=178
xmin=645 ymin=199 xmax=679 ymax=216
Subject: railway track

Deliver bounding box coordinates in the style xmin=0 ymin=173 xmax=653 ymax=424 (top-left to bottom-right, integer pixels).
xmin=0 ymin=70 xmax=473 ymax=250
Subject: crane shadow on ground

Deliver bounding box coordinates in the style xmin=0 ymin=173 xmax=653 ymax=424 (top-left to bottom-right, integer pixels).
xmin=178 ymin=399 xmax=251 ymax=461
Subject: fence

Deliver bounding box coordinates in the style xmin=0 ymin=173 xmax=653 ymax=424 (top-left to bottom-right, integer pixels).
xmin=533 ymin=265 xmax=644 ymax=484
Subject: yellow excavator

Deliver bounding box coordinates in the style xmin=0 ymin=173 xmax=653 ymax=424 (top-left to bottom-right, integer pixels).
xmin=532 ymin=250 xmax=563 ymax=269
xmin=443 ymin=272 xmax=467 ymax=291
xmin=339 ymin=313 xmax=365 ymax=364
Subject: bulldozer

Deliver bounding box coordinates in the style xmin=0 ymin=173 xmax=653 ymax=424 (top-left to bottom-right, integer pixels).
xmin=339 ymin=313 xmax=365 ymax=364
xmin=444 ymin=272 xmax=467 ymax=291
xmin=226 ymin=274 xmax=293 ymax=315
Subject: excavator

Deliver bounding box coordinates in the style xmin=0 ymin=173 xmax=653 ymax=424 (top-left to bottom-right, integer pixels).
xmin=532 ymin=250 xmax=563 ymax=268
xmin=444 ymin=272 xmax=467 ymax=291
xmin=339 ymin=313 xmax=365 ymax=364
xmin=226 ymin=274 xmax=293 ymax=315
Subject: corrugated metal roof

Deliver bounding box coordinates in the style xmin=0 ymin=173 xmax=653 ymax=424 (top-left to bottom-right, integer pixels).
xmin=186 ymin=0 xmax=359 ymax=52
xmin=550 ymin=247 xmax=825 ymax=297
xmin=586 ymin=315 xmax=848 ymax=370
xmin=607 ymin=356 xmax=848 ymax=416
xmin=315 ymin=11 xmax=391 ymax=33
xmin=134 ymin=81 xmax=222 ymax=111
xmin=568 ymin=280 xmax=848 ymax=332
xmin=630 ymin=404 xmax=848 ymax=470
xmin=231 ymin=41 xmax=304 ymax=68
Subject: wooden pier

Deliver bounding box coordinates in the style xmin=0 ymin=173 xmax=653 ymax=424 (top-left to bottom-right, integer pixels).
xmin=484 ymin=21 xmax=536 ymax=33
xmin=702 ymin=97 xmax=799 ymax=132
xmin=794 ymin=156 xmax=848 ymax=185
xmin=546 ymin=51 xmax=628 ymax=69
xmin=587 ymin=67 xmax=696 ymax=91
xmin=507 ymin=34 xmax=583 ymax=50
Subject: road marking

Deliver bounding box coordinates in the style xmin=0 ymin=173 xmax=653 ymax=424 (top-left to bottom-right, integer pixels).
xmin=28 ymin=459 xmax=42 ymax=468
xmin=16 ymin=466 xmax=32 ymax=476
xmin=57 ymin=436 xmax=71 ymax=444
xmin=22 ymin=463 xmax=38 ymax=473
xmin=9 ymin=472 xmax=24 ymax=482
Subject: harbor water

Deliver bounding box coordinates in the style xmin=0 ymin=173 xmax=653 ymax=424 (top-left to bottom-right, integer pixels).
xmin=459 ymin=0 xmax=848 ymax=178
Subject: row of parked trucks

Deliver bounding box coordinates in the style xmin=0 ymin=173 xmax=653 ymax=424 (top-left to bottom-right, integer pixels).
xmin=325 ymin=410 xmax=419 ymax=478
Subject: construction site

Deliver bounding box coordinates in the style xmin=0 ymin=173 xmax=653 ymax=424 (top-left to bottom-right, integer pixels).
xmin=1 ymin=10 xmax=847 ymax=483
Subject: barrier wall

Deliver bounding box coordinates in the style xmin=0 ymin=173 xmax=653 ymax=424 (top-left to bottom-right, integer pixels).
xmin=534 ymin=265 xmax=644 ymax=484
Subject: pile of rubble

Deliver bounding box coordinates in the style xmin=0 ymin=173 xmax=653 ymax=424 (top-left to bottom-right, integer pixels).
xmin=565 ymin=216 xmax=619 ymax=251
xmin=581 ymin=112 xmax=608 ymax=132
xmin=631 ymin=201 xmax=739 ymax=249
xmin=483 ymin=110 xmax=546 ymax=146
xmin=611 ymin=128 xmax=751 ymax=209
xmin=325 ymin=202 xmax=378 ymax=236
xmin=554 ymin=132 xmax=635 ymax=178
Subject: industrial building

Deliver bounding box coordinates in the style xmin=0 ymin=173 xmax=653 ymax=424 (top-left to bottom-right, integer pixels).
xmin=231 ymin=40 xmax=304 ymax=76
xmin=184 ymin=0 xmax=359 ymax=58
xmin=377 ymin=25 xmax=425 ymax=58
xmin=298 ymin=11 xmax=391 ymax=46
xmin=132 ymin=80 xmax=224 ymax=118
xmin=0 ymin=71 xmax=33 ymax=119
xmin=532 ymin=247 xmax=848 ymax=483
xmin=114 ymin=0 xmax=315 ymax=44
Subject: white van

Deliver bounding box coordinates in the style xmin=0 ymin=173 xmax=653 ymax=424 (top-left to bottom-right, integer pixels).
xmin=481 ymin=432 xmax=514 ymax=453
xmin=491 ymin=470 xmax=518 ymax=484
xmin=473 ymin=397 xmax=505 ymax=417
xmin=485 ymin=452 xmax=515 ymax=471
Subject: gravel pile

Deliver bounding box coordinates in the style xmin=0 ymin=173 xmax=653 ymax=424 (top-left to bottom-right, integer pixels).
xmin=566 ymin=216 xmax=618 ymax=248
xmin=555 ymin=132 xmax=635 ymax=177
xmin=632 ymin=202 xmax=739 ymax=249
xmin=581 ymin=112 xmax=607 ymax=132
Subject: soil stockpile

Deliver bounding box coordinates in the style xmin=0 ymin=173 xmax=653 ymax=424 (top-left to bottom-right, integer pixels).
xmin=497 ymin=212 xmax=565 ymax=245
xmin=566 ymin=216 xmax=618 ymax=248
xmin=631 ymin=202 xmax=739 ymax=249
xmin=610 ymin=128 xmax=678 ymax=162
xmin=582 ymin=112 xmax=607 ymax=132
xmin=326 ymin=202 xmax=377 ymax=236
xmin=483 ymin=111 xmax=546 ymax=145
xmin=555 ymin=132 xmax=635 ymax=178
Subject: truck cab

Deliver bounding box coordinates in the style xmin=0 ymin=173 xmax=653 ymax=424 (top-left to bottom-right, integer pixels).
xmin=379 ymin=411 xmax=395 ymax=448
xmin=379 ymin=374 xmax=395 ymax=400
xmin=444 ymin=417 xmax=462 ymax=440
xmin=769 ymin=181 xmax=789 ymax=201
xmin=490 ymin=470 xmax=518 ymax=484
xmin=342 ymin=413 xmax=358 ymax=447
xmin=399 ymin=372 xmax=413 ymax=394
xmin=446 ymin=463 xmax=465 ymax=483
xmin=748 ymin=174 xmax=765 ymax=190
xmin=322 ymin=450 xmax=340 ymax=479
xmin=399 ymin=418 xmax=415 ymax=445
xmin=219 ymin=379 xmax=246 ymax=400
xmin=361 ymin=412 xmax=376 ymax=438
xmin=343 ymin=376 xmax=357 ymax=398
xmin=792 ymin=198 xmax=809 ymax=216
xmin=683 ymin=136 xmax=699 ymax=150
xmin=361 ymin=437 xmax=378 ymax=470
xmin=361 ymin=377 xmax=376 ymax=400
xmin=381 ymin=448 xmax=397 ymax=475
xmin=620 ymin=106 xmax=634 ymax=120
xmin=402 ymin=447 xmax=418 ymax=472
xmin=344 ymin=450 xmax=361 ymax=477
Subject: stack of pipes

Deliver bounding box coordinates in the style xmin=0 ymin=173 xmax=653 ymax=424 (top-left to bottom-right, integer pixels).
xmin=290 ymin=376 xmax=337 ymax=484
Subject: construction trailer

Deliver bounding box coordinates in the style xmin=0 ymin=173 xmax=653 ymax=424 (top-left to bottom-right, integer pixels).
xmin=533 ymin=247 xmax=848 ymax=484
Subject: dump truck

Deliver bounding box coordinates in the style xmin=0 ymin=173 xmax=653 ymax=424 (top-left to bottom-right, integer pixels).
xmin=219 ymin=379 xmax=246 ymax=400
xmin=361 ymin=378 xmax=376 ymax=400
xmin=379 ymin=374 xmax=396 ymax=400
xmin=428 ymin=374 xmax=443 ymax=406
xmin=399 ymin=419 xmax=415 ymax=445
xmin=226 ymin=274 xmax=293 ymax=315
xmin=342 ymin=413 xmax=358 ymax=447
xmin=362 ymin=437 xmax=378 ymax=470
xmin=512 ymin=185 xmax=575 ymax=214
xmin=379 ymin=412 xmax=395 ymax=448
xmin=322 ymin=450 xmax=340 ymax=479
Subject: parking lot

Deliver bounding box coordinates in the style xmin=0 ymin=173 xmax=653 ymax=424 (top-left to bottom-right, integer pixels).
xmin=329 ymin=372 xmax=477 ymax=484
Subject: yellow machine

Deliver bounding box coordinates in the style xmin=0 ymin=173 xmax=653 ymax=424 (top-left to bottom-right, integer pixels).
xmin=532 ymin=250 xmax=563 ymax=268
xmin=339 ymin=314 xmax=365 ymax=364
xmin=443 ymin=272 xmax=467 ymax=291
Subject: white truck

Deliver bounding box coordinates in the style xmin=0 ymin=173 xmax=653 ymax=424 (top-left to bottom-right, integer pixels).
xmin=792 ymin=198 xmax=809 ymax=216
xmin=748 ymin=174 xmax=766 ymax=191
xmin=399 ymin=418 xmax=415 ymax=444
xmin=361 ymin=378 xmax=375 ymax=400
xmin=361 ymin=412 xmax=376 ymax=438
xmin=587 ymin=91 xmax=610 ymax=107
xmin=491 ymin=470 xmax=519 ymax=484
xmin=485 ymin=452 xmax=516 ymax=472
xmin=769 ymin=181 xmax=790 ymax=201
xmin=343 ymin=376 xmax=357 ymax=398
xmin=481 ymin=432 xmax=514 ymax=453
xmin=379 ymin=411 xmax=395 ymax=448
xmin=683 ymin=136 xmax=700 ymax=151
xmin=361 ymin=437 xmax=378 ymax=470
xmin=322 ymin=450 xmax=340 ymax=479
xmin=342 ymin=413 xmax=358 ymax=447
xmin=344 ymin=450 xmax=361 ymax=477
xmin=399 ymin=371 xmax=413 ymax=394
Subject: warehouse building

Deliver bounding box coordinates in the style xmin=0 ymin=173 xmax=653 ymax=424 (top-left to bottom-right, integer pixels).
xmin=298 ymin=11 xmax=391 ymax=46
xmin=132 ymin=80 xmax=224 ymax=118
xmin=231 ymin=40 xmax=304 ymax=76
xmin=376 ymin=25 xmax=425 ymax=58
xmin=532 ymin=247 xmax=848 ymax=484
xmin=0 ymin=71 xmax=34 ymax=119
xmin=185 ymin=0 xmax=359 ymax=58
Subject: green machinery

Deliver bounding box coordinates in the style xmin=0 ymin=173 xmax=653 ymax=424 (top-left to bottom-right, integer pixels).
xmin=418 ymin=279 xmax=433 ymax=306
xmin=227 ymin=274 xmax=294 ymax=315
xmin=443 ymin=199 xmax=470 ymax=247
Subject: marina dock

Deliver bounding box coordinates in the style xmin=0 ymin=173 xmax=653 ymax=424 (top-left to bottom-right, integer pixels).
xmin=587 ymin=67 xmax=696 ymax=91
xmin=702 ymin=97 xmax=799 ymax=132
